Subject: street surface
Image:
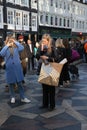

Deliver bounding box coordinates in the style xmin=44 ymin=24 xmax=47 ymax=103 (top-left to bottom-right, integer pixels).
xmin=0 ymin=63 xmax=87 ymax=130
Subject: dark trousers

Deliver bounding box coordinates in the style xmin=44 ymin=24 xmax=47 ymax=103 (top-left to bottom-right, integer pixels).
xmin=84 ymin=53 xmax=87 ymax=63
xmin=42 ymin=84 xmax=55 ymax=108
xmin=28 ymin=57 xmax=34 ymax=70
xmin=59 ymin=63 xmax=70 ymax=85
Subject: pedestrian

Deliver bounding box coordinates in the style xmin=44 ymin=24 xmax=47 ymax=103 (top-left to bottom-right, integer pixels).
xmin=36 ymin=34 xmax=56 ymax=111
xmin=0 ymin=35 xmax=31 ymax=104
xmin=83 ymin=41 xmax=87 ymax=63
xmin=55 ymin=38 xmax=66 ymax=87
xmin=34 ymin=42 xmax=40 ymax=70
xmin=18 ymin=35 xmax=28 ymax=81
xmin=26 ymin=39 xmax=34 ymax=70
xmin=55 ymin=38 xmax=70 ymax=87
xmin=62 ymin=39 xmax=71 ymax=87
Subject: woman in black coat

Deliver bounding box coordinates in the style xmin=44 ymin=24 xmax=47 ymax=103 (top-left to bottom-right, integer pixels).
xmin=36 ymin=34 xmax=56 ymax=111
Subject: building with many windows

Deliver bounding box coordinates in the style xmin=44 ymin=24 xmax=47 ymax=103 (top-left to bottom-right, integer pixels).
xmin=0 ymin=0 xmax=87 ymax=46
xmin=72 ymin=0 xmax=87 ymax=38
xmin=38 ymin=0 xmax=72 ymax=39
xmin=0 ymin=0 xmax=38 ymax=45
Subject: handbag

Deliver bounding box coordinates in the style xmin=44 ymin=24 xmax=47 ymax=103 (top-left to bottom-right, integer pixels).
xmin=71 ymin=49 xmax=80 ymax=62
xmin=38 ymin=62 xmax=63 ymax=86
xmin=38 ymin=58 xmax=67 ymax=86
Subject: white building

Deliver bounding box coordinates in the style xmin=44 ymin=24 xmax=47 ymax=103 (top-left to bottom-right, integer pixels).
xmin=38 ymin=0 xmax=87 ymax=39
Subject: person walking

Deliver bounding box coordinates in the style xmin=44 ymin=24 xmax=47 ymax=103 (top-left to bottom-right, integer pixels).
xmin=36 ymin=34 xmax=56 ymax=111
xmin=26 ymin=39 xmax=34 ymax=70
xmin=18 ymin=35 xmax=28 ymax=81
xmin=0 ymin=35 xmax=31 ymax=104
xmin=55 ymin=38 xmax=70 ymax=87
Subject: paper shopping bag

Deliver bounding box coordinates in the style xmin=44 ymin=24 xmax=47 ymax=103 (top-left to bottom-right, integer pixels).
xmin=38 ymin=62 xmax=64 ymax=86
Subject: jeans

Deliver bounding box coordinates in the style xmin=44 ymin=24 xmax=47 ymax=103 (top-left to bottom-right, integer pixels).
xmin=9 ymin=82 xmax=25 ymax=99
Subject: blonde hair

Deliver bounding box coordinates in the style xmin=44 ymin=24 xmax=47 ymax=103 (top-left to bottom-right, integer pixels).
xmin=55 ymin=38 xmax=65 ymax=48
xmin=41 ymin=34 xmax=52 ymax=53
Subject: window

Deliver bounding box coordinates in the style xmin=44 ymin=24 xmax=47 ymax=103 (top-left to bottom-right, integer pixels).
xmin=64 ymin=2 xmax=66 ymax=10
xmin=59 ymin=2 xmax=62 ymax=9
xmin=76 ymin=20 xmax=78 ymax=28
xmin=45 ymin=15 xmax=48 ymax=24
xmin=50 ymin=16 xmax=53 ymax=25
xmin=32 ymin=16 xmax=36 ymax=27
xmin=67 ymin=19 xmax=70 ymax=27
xmin=55 ymin=16 xmax=58 ymax=26
xmin=50 ymin=0 xmax=53 ymax=6
xmin=7 ymin=10 xmax=14 ymax=24
xmin=59 ymin=18 xmax=62 ymax=26
xmin=23 ymin=13 xmax=28 ymax=26
xmin=16 ymin=12 xmax=21 ymax=25
xmin=72 ymin=20 xmax=74 ymax=28
xmin=64 ymin=18 xmax=66 ymax=27
xmin=21 ymin=0 xmax=29 ymax=6
xmin=40 ymin=14 xmax=43 ymax=24
xmin=7 ymin=0 xmax=14 ymax=3
xmin=15 ymin=0 xmax=20 ymax=5
xmin=55 ymin=0 xmax=58 ymax=8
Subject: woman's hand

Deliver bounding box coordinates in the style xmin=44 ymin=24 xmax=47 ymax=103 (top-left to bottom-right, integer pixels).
xmin=6 ymin=38 xmax=16 ymax=47
xmin=40 ymin=55 xmax=48 ymax=60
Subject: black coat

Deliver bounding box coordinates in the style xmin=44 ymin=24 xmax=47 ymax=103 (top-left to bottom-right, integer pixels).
xmin=26 ymin=44 xmax=34 ymax=58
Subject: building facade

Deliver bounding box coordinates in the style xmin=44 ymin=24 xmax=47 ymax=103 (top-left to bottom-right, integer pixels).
xmin=38 ymin=0 xmax=72 ymax=40
xmin=72 ymin=0 xmax=87 ymax=39
xmin=0 ymin=0 xmax=38 ymax=45
xmin=0 ymin=0 xmax=87 ymax=46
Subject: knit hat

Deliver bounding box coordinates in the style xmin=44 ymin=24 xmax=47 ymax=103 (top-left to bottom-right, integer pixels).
xmin=18 ymin=35 xmax=24 ymax=39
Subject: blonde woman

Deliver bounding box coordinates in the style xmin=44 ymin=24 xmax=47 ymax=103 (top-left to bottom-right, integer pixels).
xmin=36 ymin=34 xmax=56 ymax=111
xmin=0 ymin=35 xmax=30 ymax=103
xmin=55 ymin=38 xmax=70 ymax=87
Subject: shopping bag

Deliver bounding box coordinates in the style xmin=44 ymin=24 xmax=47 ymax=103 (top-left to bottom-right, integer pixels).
xmin=38 ymin=58 xmax=67 ymax=86
xmin=38 ymin=62 xmax=64 ymax=86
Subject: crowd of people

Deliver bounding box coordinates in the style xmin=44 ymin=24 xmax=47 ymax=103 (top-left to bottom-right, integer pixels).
xmin=0 ymin=33 xmax=86 ymax=111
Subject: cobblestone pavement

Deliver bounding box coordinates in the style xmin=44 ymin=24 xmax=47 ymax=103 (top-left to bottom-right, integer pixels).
xmin=0 ymin=63 xmax=87 ymax=130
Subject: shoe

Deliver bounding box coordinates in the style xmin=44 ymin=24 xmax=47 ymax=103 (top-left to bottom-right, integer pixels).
xmin=21 ymin=98 xmax=31 ymax=103
xmin=59 ymin=85 xmax=63 ymax=88
xmin=5 ymin=86 xmax=9 ymax=92
xmin=22 ymin=80 xmax=25 ymax=84
xmin=48 ymin=107 xmax=55 ymax=111
xmin=11 ymin=97 xmax=15 ymax=103
xmin=39 ymin=105 xmax=48 ymax=109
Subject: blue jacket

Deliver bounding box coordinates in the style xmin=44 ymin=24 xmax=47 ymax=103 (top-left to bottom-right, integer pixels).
xmin=0 ymin=41 xmax=24 ymax=84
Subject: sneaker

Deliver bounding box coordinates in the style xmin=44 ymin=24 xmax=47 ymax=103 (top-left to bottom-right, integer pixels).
xmin=11 ymin=97 xmax=15 ymax=103
xmin=59 ymin=85 xmax=63 ymax=88
xmin=21 ymin=98 xmax=31 ymax=103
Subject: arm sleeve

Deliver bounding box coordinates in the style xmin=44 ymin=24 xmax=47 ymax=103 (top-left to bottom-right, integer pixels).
xmin=14 ymin=41 xmax=24 ymax=52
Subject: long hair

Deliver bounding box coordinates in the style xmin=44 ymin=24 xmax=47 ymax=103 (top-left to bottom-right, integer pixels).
xmin=41 ymin=34 xmax=52 ymax=53
xmin=55 ymin=38 xmax=65 ymax=48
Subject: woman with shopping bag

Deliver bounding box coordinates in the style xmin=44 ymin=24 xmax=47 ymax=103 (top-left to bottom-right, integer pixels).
xmin=36 ymin=34 xmax=56 ymax=111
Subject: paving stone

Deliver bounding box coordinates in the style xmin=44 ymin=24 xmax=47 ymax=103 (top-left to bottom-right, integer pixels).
xmin=0 ymin=63 xmax=87 ymax=130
